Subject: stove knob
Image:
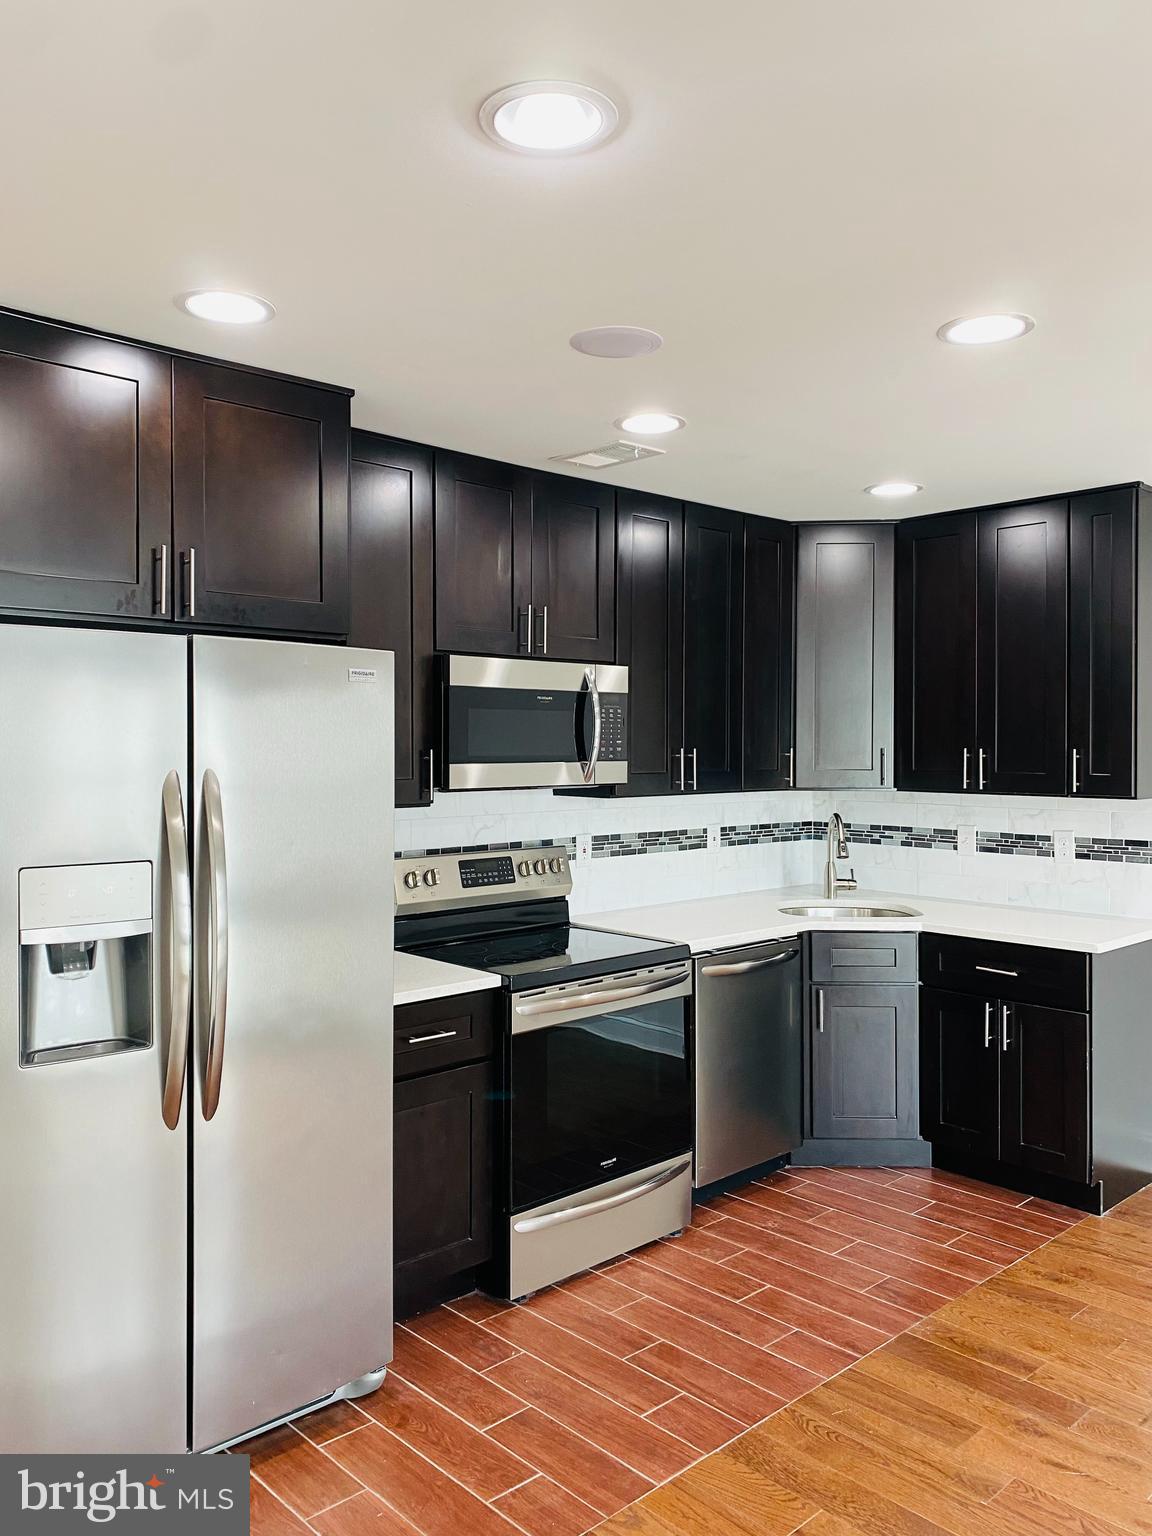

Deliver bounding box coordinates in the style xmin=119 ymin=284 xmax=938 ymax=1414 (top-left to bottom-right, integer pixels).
xmin=549 ymin=857 xmax=564 ymax=874
xmin=403 ymin=871 xmax=420 ymax=890
xmin=533 ymin=859 xmax=547 ymax=875
xmin=422 ymin=869 xmax=440 ymax=888
xmin=517 ymin=860 xmax=532 ymax=877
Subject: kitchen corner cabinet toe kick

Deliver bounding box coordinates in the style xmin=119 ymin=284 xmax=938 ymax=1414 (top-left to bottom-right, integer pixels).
xmin=393 ymin=988 xmax=498 ymax=1319
xmin=918 ymin=932 xmax=1152 ymax=1213
xmin=0 ymin=309 xmax=352 ymax=635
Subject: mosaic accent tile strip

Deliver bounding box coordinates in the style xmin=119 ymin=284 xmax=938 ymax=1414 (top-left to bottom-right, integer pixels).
xmin=846 ymin=822 xmax=959 ymax=852
xmin=591 ymin=828 xmax=707 ymax=858
xmin=720 ymin=820 xmax=822 ymax=846
xmin=1075 ymin=835 xmax=1152 ymax=864
xmin=976 ymin=831 xmax=1054 ymax=858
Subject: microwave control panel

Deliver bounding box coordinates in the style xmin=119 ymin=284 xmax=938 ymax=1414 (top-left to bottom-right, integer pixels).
xmin=598 ymin=698 xmax=627 ymax=761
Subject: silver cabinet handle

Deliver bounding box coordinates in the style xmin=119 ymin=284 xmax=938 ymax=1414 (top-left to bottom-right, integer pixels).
xmin=677 ymin=747 xmax=686 ymax=793
xmin=541 ymin=604 xmax=549 ymax=655
xmin=962 ymin=747 xmax=969 ymax=790
xmin=975 ymin=964 xmax=1018 ymax=977
xmin=513 ymin=1161 xmax=690 ymax=1234
xmin=199 ymin=769 xmax=229 ymax=1121
xmin=154 ymin=544 xmax=169 ymax=616
xmin=983 ymin=1001 xmax=993 ymax=1049
xmin=1071 ymin=747 xmax=1080 ymax=795
xmin=160 ymin=770 xmax=193 ymax=1130
xmin=816 ymin=988 xmax=826 ymax=1032
xmin=181 ymin=547 xmax=197 ymax=619
xmin=786 ymin=747 xmax=795 ymax=788
xmin=427 ymin=746 xmax=436 ymax=800
xmin=880 ymin=746 xmax=885 ymax=787
xmin=691 ymin=747 xmax=698 ymax=792
xmin=977 ymin=747 xmax=986 ymax=791
xmin=407 ymin=1029 xmax=459 ymax=1045
xmin=515 ymin=968 xmax=692 ymax=1019
xmin=1001 ymin=1002 xmax=1011 ymax=1052
xmin=701 ymin=947 xmax=800 ymax=977
xmin=581 ymin=667 xmax=602 ymax=785
xmin=525 ymin=603 xmax=535 ymax=654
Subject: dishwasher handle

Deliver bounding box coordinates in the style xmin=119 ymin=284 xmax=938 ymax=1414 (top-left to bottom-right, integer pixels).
xmin=700 ymin=946 xmax=800 ymax=977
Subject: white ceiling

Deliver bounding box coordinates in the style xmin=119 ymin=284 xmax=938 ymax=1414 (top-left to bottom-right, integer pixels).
xmin=4 ymin=0 xmax=1152 ymax=519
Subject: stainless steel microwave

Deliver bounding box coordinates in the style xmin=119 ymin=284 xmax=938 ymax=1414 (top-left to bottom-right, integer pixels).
xmin=441 ymin=655 xmax=628 ymax=790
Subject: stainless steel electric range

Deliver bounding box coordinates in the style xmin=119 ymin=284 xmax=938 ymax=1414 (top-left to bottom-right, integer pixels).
xmin=394 ymin=846 xmax=693 ymax=1299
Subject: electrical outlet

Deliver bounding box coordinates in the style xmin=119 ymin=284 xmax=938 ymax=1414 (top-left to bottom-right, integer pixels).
xmin=575 ymin=833 xmax=592 ymax=864
xmin=707 ymin=824 xmax=720 ymax=850
xmin=1054 ymin=829 xmax=1076 ymax=861
xmin=957 ymin=825 xmax=976 ymax=857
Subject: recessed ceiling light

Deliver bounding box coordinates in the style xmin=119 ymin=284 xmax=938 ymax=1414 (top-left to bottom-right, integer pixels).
xmin=479 ymin=81 xmax=619 ymax=153
xmin=937 ymin=313 xmax=1034 ymax=345
xmin=865 ymin=481 xmax=923 ymax=498
xmin=179 ymin=290 xmax=275 ymax=324
xmin=570 ymin=326 xmax=663 ymax=358
xmin=616 ymin=412 xmax=685 ymax=435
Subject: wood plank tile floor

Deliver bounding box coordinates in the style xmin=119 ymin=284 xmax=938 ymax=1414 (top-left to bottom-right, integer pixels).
xmin=242 ymin=1165 xmax=1086 ymax=1536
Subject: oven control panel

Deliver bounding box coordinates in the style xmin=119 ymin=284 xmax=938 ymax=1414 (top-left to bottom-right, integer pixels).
xmin=395 ymin=845 xmax=573 ymax=910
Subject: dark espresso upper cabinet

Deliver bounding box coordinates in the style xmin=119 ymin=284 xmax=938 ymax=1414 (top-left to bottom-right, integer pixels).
xmin=743 ymin=515 xmax=795 ymax=790
xmin=0 ymin=312 xmax=172 ymax=620
xmin=172 ymin=359 xmax=351 ymax=633
xmin=683 ymin=504 xmax=745 ymax=793
xmin=349 ymin=434 xmax=435 ymax=807
xmin=976 ymin=498 xmax=1068 ymax=795
xmin=434 ymin=452 xmax=531 ymax=655
xmin=434 ymin=459 xmax=615 ymax=661
xmin=529 ymin=474 xmax=616 ymax=661
xmin=615 ymin=492 xmax=685 ymax=796
xmin=895 ymin=512 xmax=977 ymax=793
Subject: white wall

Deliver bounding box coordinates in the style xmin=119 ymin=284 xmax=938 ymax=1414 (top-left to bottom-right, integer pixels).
xmin=397 ymin=787 xmax=1152 ymax=919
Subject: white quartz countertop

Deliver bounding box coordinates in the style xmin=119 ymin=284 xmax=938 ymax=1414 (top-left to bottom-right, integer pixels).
xmin=394 ymin=951 xmax=502 ymax=1008
xmin=582 ymin=884 xmax=1152 ymax=956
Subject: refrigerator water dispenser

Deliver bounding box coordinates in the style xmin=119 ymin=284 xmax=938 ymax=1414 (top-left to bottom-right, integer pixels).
xmin=19 ymin=862 xmax=153 ymax=1066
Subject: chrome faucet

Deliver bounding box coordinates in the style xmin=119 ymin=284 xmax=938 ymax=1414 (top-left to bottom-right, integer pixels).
xmin=824 ymin=813 xmax=857 ymax=900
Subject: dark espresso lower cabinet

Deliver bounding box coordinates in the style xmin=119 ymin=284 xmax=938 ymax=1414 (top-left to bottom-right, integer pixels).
xmin=393 ymin=989 xmax=497 ymax=1318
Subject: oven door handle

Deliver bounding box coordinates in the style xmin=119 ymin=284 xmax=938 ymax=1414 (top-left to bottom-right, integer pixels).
xmin=513 ymin=968 xmax=692 ymax=1022
xmin=579 ymin=667 xmax=602 ymax=785
xmin=512 ymin=1160 xmax=691 ymax=1234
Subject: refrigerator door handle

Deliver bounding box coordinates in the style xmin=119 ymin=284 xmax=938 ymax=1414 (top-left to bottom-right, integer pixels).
xmin=161 ymin=770 xmax=193 ymax=1130
xmin=200 ymin=768 xmax=230 ymax=1121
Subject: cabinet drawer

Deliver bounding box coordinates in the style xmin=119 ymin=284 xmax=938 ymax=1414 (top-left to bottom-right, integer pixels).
xmin=809 ymin=931 xmax=918 ymax=985
xmin=920 ymin=933 xmax=1088 ymax=1012
xmin=394 ymin=989 xmax=498 ymax=1078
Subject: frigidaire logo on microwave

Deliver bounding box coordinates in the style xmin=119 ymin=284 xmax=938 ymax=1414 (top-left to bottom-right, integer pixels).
xmin=3 ymin=1455 xmax=249 ymax=1531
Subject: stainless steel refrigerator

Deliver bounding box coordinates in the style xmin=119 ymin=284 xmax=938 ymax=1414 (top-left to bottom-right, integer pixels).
xmin=0 ymin=626 xmax=394 ymax=1453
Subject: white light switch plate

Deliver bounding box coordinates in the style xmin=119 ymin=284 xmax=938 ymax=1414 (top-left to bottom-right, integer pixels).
xmin=957 ymin=825 xmax=976 ymax=857
xmin=575 ymin=833 xmax=592 ymax=863
xmin=707 ymin=825 xmax=720 ymax=850
xmin=1054 ymin=829 xmax=1076 ymax=861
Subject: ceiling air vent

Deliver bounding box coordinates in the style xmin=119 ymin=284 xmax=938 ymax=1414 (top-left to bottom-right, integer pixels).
xmin=550 ymin=440 xmax=666 ymax=470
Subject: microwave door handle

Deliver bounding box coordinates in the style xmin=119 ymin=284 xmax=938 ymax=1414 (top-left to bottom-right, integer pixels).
xmin=580 ymin=667 xmax=602 ymax=784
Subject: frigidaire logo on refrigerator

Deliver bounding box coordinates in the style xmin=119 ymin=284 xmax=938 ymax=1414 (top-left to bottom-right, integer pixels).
xmin=6 ymin=1455 xmax=248 ymax=1531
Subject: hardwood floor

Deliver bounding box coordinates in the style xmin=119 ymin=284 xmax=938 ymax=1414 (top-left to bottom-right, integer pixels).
xmin=243 ymin=1165 xmax=1081 ymax=1536
xmin=598 ymin=1179 xmax=1152 ymax=1536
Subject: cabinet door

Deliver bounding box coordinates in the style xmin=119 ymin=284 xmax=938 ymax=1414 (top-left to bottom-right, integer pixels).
xmin=1069 ymin=489 xmax=1136 ymax=799
xmin=919 ymin=987 xmax=1000 ymax=1160
xmin=615 ymin=492 xmax=685 ymax=796
xmin=743 ymin=515 xmax=795 ymax=789
xmin=0 ymin=312 xmax=172 ymax=620
xmin=434 ymin=452 xmax=531 ymax=655
xmin=976 ymin=499 xmax=1068 ymax=794
xmin=1000 ymin=1003 xmax=1090 ymax=1184
xmin=795 ymin=524 xmax=894 ymax=788
xmin=810 ymin=983 xmax=918 ymax=1139
xmin=529 ymin=473 xmax=616 ymax=661
xmin=683 ymin=503 xmax=744 ymax=792
xmin=895 ymin=512 xmax=977 ymax=792
xmin=393 ymin=1061 xmax=494 ymax=1318
xmin=349 ymin=434 xmax=435 ymax=807
xmin=172 ymin=359 xmax=350 ymax=633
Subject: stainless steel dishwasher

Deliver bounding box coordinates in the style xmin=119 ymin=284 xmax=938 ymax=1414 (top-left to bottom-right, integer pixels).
xmin=692 ymin=938 xmax=803 ymax=1187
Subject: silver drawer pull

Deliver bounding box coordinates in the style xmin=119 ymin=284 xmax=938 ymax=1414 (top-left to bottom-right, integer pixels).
xmin=406 ymin=1029 xmax=459 ymax=1045
xmin=974 ymin=964 xmax=1019 ymax=977
xmin=701 ymin=947 xmax=799 ymax=977
xmin=513 ymin=1161 xmax=690 ymax=1234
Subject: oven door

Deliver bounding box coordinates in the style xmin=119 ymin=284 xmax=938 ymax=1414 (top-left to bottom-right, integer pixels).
xmin=507 ymin=963 xmax=693 ymax=1214
xmin=444 ymin=655 xmax=627 ymax=789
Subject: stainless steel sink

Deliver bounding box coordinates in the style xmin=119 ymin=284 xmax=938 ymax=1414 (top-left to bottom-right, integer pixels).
xmin=778 ymin=903 xmax=921 ymax=920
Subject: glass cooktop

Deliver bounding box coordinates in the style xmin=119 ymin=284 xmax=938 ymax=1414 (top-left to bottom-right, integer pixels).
xmin=407 ymin=923 xmax=689 ymax=993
